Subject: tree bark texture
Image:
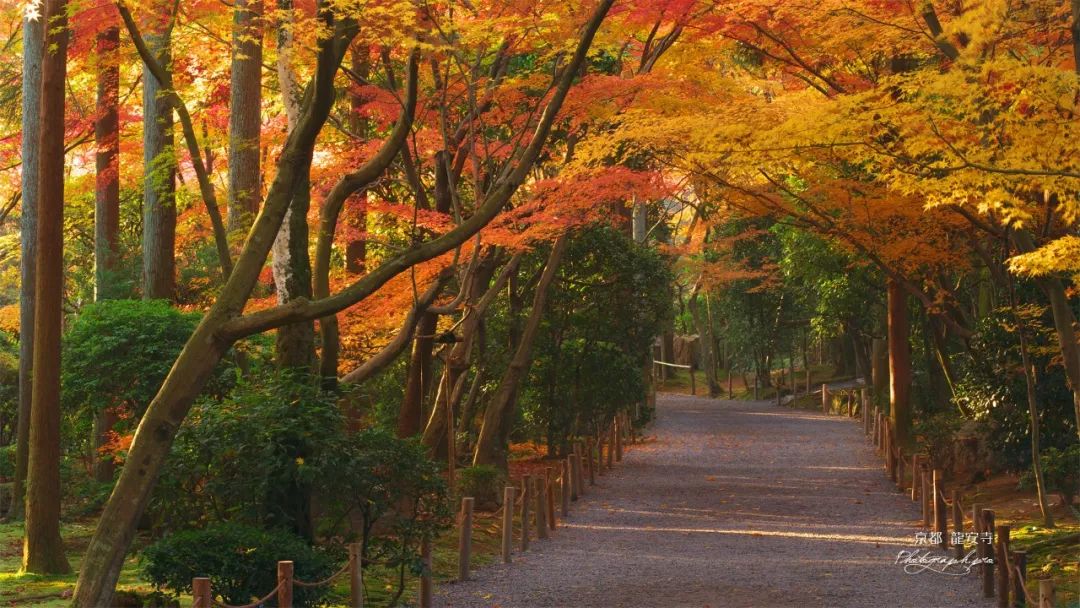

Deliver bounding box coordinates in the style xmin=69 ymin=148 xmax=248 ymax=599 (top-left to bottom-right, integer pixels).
xmin=24 ymin=0 xmax=72 ymax=574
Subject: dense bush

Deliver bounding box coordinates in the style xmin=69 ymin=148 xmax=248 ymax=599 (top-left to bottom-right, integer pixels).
xmin=141 ymin=524 xmax=336 ymax=607
xmin=151 ymin=373 xmax=343 ymax=537
xmin=953 ymin=308 xmax=1077 ymax=470
xmin=456 ymin=464 xmax=506 ymax=509
xmin=317 ymin=427 xmax=452 ymax=565
xmin=1027 ymin=445 xmax=1080 ymax=507
xmin=152 ymin=373 xmax=451 ymax=582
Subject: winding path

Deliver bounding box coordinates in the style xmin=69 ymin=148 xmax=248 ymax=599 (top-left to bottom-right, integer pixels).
xmin=438 ymin=392 xmax=991 ymax=607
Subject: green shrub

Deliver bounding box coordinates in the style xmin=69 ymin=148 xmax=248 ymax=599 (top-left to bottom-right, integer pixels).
xmin=1038 ymin=445 xmax=1079 ymax=507
xmin=457 ymin=465 xmax=506 ymax=509
xmin=0 ymin=443 xmax=13 ymax=479
xmin=953 ymin=308 xmax=1076 ymax=470
xmin=141 ymin=524 xmax=336 ymax=607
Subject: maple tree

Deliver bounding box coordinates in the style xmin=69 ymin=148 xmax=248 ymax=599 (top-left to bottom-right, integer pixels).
xmin=0 ymin=0 xmax=1076 ymax=601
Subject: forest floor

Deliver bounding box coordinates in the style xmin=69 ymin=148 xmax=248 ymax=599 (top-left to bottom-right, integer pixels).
xmin=437 ymin=390 xmax=1001 ymax=607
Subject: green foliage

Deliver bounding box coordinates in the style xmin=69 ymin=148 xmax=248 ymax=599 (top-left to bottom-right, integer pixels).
xmin=518 ymin=226 xmax=670 ymax=449
xmin=152 ymin=373 xmax=342 ymax=535
xmin=1026 ymin=445 xmax=1080 ymax=507
xmin=913 ymin=411 xmax=965 ymax=471
xmin=953 ymin=307 xmax=1077 ymax=470
xmin=0 ymin=443 xmax=13 ymax=478
xmin=153 ymin=372 xmax=451 ymax=592
xmin=61 ymin=300 xmax=203 ymax=420
xmin=141 ymin=524 xmax=336 ymax=607
xmin=317 ymin=427 xmax=452 ymax=566
xmin=456 ymin=465 xmax=506 ymax=509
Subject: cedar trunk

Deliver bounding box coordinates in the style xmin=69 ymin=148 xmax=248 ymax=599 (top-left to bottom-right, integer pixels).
xmin=887 ymin=280 xmax=912 ymax=448
xmin=24 ymin=0 xmax=72 ymax=574
xmin=141 ymin=20 xmax=176 ymax=301
xmin=92 ymin=22 xmax=122 ymax=483
xmin=473 ymin=237 xmax=569 ymax=469
xmin=12 ymin=10 xmax=44 ymax=521
xmin=226 ymin=0 xmax=263 ymax=233
xmin=271 ymin=0 xmax=315 ymax=371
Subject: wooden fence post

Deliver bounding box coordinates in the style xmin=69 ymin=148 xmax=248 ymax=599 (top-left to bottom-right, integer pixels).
xmin=348 ymin=542 xmax=363 ymax=608
xmin=568 ymin=455 xmax=578 ymax=501
xmin=573 ymin=452 xmax=584 ymax=498
xmin=587 ymin=437 xmax=596 ymax=486
xmin=910 ymin=455 xmax=921 ymax=501
xmin=1011 ymin=551 xmax=1027 ymax=608
xmin=821 ymin=384 xmax=829 ymax=413
xmin=981 ymin=509 xmax=996 ymax=598
xmin=690 ymin=366 xmax=696 ymax=396
xmin=932 ymin=470 xmax=947 ymax=550
xmin=596 ymin=433 xmax=605 ymax=476
xmin=520 ymin=475 xmax=532 ymax=551
xmin=548 ymin=468 xmax=557 ymax=531
xmin=560 ymin=460 xmax=570 ymax=516
xmin=895 ymin=454 xmax=905 ymax=492
xmin=192 ymin=577 xmax=211 ymax=608
xmin=920 ymin=464 xmax=931 ymax=527
xmin=860 ymin=388 xmax=868 ymax=418
xmin=419 ymin=539 xmax=432 ymax=608
xmin=502 ymin=486 xmax=515 ymax=563
xmin=1038 ymin=579 xmax=1055 ymax=608
xmin=278 ymin=561 xmax=294 ymax=608
xmin=458 ymin=497 xmax=474 ymax=581
xmin=615 ymin=417 xmax=623 ymax=462
xmin=951 ymin=491 xmax=964 ymax=559
xmin=996 ymin=525 xmax=1011 ymax=608
xmin=606 ymin=425 xmax=615 ymax=469
xmin=536 ymin=476 xmax=548 ymax=540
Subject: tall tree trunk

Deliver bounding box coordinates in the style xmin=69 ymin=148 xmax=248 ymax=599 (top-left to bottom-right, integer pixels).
xmin=887 ymin=279 xmax=912 ymax=448
xmin=344 ymin=46 xmax=370 ymax=274
xmin=12 ymin=6 xmax=44 ymax=521
xmin=226 ymin=0 xmax=263 ymax=234
xmin=473 ymin=236 xmax=568 ymax=469
xmin=398 ymin=152 xmax=452 ymax=436
xmin=420 ymin=252 xmax=510 ymax=451
xmin=1012 ymin=230 xmax=1080 ymax=441
xmin=271 ymin=0 xmax=314 ymax=371
xmin=1009 ymin=289 xmax=1055 ymax=527
xmin=24 ymin=0 xmax=72 ymax=574
xmin=92 ymin=20 xmax=122 ymax=483
xmin=871 ymin=336 xmax=889 ymax=399
xmin=141 ymin=12 xmax=176 ymax=301
xmin=688 ymin=281 xmax=719 ymax=396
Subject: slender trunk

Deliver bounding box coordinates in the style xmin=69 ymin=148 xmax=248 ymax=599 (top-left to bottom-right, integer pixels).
xmin=271 ymin=0 xmax=315 ymax=371
xmin=1012 ymin=230 xmax=1080 ymax=441
xmin=92 ymin=21 xmax=122 ymax=483
xmin=24 ymin=0 xmax=72 ymax=574
xmin=344 ymin=46 xmax=370 ymax=274
xmin=688 ymin=282 xmax=719 ymax=396
xmin=473 ymin=236 xmax=569 ymax=469
xmin=226 ymin=0 xmax=263 ymax=233
xmin=12 ymin=9 xmax=44 ymax=521
xmin=871 ymin=336 xmax=889 ymax=399
xmin=1011 ymin=297 xmax=1055 ymax=527
xmin=1072 ymin=0 xmax=1080 ymax=76
xmin=95 ymin=23 xmax=121 ymax=301
xmin=142 ymin=14 xmax=176 ymax=301
xmin=420 ymin=253 xmax=508 ymax=450
xmin=887 ymin=279 xmax=912 ymax=447
xmin=398 ymin=152 xmax=452 ymax=435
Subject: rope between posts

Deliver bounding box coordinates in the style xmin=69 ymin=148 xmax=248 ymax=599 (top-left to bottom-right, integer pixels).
xmin=212 ymin=580 xmax=282 ymax=608
xmin=293 ymin=557 xmax=353 ymax=588
xmin=1000 ymin=545 xmax=1035 ymax=606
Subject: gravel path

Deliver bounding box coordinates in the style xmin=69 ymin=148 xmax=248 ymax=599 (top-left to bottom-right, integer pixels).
xmin=437 ymin=393 xmax=993 ymax=607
